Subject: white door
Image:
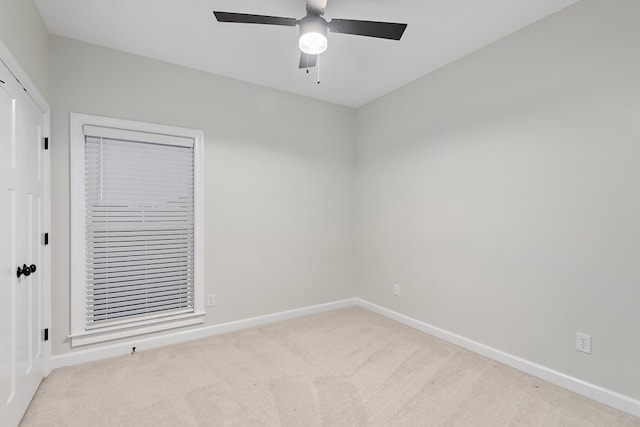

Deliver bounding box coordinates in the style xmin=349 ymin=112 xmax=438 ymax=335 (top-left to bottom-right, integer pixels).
xmin=0 ymin=59 xmax=46 ymax=426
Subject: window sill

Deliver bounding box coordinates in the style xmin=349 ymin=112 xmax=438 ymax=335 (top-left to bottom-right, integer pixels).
xmin=69 ymin=311 xmax=205 ymax=347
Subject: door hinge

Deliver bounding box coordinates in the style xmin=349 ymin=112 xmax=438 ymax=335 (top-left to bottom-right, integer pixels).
xmin=43 ymin=328 xmax=49 ymax=341
xmin=44 ymin=137 xmax=49 ymax=150
xmin=44 ymin=232 xmax=49 ymax=245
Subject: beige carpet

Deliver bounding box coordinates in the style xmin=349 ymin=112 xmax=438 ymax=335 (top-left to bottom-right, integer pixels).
xmin=21 ymin=307 xmax=639 ymax=426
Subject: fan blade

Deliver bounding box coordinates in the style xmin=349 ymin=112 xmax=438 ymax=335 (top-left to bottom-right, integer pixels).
xmin=213 ymin=11 xmax=297 ymax=27
xmin=298 ymin=52 xmax=317 ymax=69
xmin=328 ymin=19 xmax=407 ymax=40
xmin=306 ymin=0 xmax=328 ymax=15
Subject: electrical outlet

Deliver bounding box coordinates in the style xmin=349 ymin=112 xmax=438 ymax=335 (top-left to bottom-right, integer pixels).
xmin=393 ymin=284 xmax=400 ymax=296
xmin=207 ymin=294 xmax=216 ymax=307
xmin=576 ymin=332 xmax=591 ymax=354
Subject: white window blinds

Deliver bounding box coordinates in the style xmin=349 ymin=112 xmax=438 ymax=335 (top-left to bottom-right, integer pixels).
xmin=84 ymin=126 xmax=195 ymax=328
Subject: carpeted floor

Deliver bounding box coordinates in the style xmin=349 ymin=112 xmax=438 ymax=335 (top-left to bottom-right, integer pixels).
xmin=20 ymin=307 xmax=640 ymax=426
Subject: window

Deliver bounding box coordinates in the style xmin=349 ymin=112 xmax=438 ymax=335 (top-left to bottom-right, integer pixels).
xmin=70 ymin=113 xmax=204 ymax=346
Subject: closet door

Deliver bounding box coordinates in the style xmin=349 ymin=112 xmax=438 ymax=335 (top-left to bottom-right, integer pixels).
xmin=0 ymin=59 xmax=46 ymax=427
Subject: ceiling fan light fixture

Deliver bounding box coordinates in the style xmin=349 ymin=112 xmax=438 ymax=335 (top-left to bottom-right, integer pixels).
xmin=299 ymin=15 xmax=328 ymax=55
xmin=299 ymin=32 xmax=327 ymax=55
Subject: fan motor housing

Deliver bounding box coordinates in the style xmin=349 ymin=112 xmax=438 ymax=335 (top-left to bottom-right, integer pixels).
xmin=299 ymin=14 xmax=328 ymax=54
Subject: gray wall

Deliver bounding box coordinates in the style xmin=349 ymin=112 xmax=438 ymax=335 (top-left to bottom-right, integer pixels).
xmin=0 ymin=0 xmax=49 ymax=99
xmin=355 ymin=0 xmax=640 ymax=401
xmin=50 ymin=36 xmax=356 ymax=355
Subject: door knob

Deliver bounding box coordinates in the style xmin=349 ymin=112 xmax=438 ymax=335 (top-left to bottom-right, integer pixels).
xmin=16 ymin=264 xmax=36 ymax=278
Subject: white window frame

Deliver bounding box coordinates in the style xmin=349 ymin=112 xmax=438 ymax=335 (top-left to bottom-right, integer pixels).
xmin=69 ymin=113 xmax=205 ymax=347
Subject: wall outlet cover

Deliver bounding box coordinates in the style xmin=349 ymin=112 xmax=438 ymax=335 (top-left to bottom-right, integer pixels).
xmin=393 ymin=284 xmax=400 ymax=296
xmin=576 ymin=332 xmax=591 ymax=354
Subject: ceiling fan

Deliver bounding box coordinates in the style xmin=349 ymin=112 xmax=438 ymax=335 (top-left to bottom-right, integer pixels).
xmin=213 ymin=0 xmax=408 ymax=71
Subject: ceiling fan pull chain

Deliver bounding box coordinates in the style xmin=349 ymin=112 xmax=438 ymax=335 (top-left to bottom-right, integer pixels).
xmin=317 ymin=54 xmax=320 ymax=84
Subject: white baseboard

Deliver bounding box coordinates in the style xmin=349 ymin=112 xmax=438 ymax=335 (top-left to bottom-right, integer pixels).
xmin=354 ymin=298 xmax=640 ymax=418
xmin=51 ymin=298 xmax=356 ymax=369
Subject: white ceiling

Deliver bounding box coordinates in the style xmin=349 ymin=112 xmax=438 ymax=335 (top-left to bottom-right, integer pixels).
xmin=35 ymin=0 xmax=579 ymax=107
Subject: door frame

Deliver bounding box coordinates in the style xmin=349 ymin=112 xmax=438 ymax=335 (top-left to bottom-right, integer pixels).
xmin=0 ymin=37 xmax=51 ymax=377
